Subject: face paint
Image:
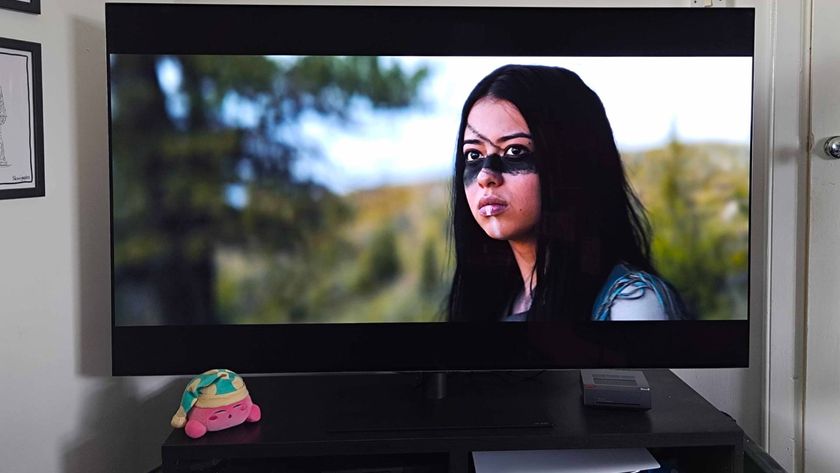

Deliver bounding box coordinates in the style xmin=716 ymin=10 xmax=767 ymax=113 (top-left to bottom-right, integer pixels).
xmin=463 ymin=152 xmax=538 ymax=186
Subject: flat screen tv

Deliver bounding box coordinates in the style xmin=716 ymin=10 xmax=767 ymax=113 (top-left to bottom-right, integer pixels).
xmin=107 ymin=3 xmax=753 ymax=375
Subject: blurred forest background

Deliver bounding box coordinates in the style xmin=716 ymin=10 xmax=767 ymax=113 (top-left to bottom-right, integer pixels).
xmin=111 ymin=55 xmax=748 ymax=325
xmin=624 ymin=140 xmax=749 ymax=320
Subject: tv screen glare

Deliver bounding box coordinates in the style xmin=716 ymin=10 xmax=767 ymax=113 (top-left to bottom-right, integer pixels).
xmin=107 ymin=4 xmax=753 ymax=375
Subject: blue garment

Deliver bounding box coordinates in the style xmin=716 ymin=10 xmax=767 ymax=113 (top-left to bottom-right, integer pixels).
xmin=592 ymin=264 xmax=685 ymax=321
xmin=500 ymin=264 xmax=685 ymax=321
xmin=502 ymin=311 xmax=528 ymax=322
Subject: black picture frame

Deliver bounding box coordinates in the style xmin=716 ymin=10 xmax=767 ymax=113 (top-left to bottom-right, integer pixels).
xmin=0 ymin=37 xmax=44 ymax=200
xmin=0 ymin=0 xmax=40 ymax=15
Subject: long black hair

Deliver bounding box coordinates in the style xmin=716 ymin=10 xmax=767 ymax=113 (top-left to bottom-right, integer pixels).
xmin=447 ymin=65 xmax=655 ymax=322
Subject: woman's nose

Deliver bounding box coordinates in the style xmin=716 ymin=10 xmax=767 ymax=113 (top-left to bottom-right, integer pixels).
xmin=476 ymin=167 xmax=503 ymax=188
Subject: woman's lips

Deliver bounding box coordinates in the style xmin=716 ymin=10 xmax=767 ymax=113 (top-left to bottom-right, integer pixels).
xmin=478 ymin=195 xmax=509 ymax=217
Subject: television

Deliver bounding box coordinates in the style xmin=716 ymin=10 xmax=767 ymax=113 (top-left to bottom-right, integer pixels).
xmin=107 ymin=3 xmax=753 ymax=375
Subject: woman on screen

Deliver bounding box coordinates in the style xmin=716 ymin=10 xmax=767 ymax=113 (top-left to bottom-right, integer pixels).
xmin=447 ymin=64 xmax=688 ymax=322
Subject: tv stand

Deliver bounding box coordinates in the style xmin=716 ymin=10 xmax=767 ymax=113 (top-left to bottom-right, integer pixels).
xmin=161 ymin=370 xmax=744 ymax=473
xmin=326 ymin=372 xmax=553 ymax=434
xmin=423 ymin=371 xmax=447 ymax=400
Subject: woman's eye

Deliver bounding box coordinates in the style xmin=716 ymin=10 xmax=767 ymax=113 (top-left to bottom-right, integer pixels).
xmin=504 ymin=145 xmax=529 ymax=157
xmin=464 ymin=150 xmax=483 ymax=162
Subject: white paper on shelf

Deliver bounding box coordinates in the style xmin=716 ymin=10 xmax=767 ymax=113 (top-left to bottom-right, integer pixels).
xmin=472 ymin=448 xmax=660 ymax=473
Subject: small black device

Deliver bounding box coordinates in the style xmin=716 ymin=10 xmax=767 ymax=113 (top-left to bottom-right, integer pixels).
xmin=581 ymin=370 xmax=652 ymax=409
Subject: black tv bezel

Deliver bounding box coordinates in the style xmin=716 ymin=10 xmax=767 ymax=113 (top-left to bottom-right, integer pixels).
xmin=107 ymin=3 xmax=753 ymax=376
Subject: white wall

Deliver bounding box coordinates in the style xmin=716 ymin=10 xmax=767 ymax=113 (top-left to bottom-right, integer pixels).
xmin=0 ymin=1 xmax=801 ymax=472
xmin=0 ymin=1 xmax=184 ymax=472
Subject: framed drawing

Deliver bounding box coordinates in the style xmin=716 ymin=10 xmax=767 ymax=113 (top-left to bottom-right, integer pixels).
xmin=0 ymin=37 xmax=44 ymax=200
xmin=0 ymin=0 xmax=40 ymax=14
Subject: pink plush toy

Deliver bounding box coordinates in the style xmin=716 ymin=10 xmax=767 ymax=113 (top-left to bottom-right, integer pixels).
xmin=170 ymin=369 xmax=261 ymax=439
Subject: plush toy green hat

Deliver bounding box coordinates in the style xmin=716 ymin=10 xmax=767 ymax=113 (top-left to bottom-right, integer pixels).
xmin=170 ymin=369 xmax=249 ymax=429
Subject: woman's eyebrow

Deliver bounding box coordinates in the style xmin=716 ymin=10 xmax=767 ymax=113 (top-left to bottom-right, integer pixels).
xmin=465 ymin=124 xmax=532 ymax=147
xmin=498 ymin=132 xmax=532 ymax=142
xmin=463 ymin=139 xmax=483 ymax=146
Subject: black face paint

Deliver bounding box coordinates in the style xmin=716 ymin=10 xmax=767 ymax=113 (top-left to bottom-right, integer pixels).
xmin=463 ymin=152 xmax=538 ymax=186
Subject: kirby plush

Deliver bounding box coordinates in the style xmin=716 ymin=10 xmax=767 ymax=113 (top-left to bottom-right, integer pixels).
xmin=170 ymin=369 xmax=261 ymax=439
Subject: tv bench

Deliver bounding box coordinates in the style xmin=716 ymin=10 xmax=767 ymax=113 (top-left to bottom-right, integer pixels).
xmin=161 ymin=369 xmax=743 ymax=472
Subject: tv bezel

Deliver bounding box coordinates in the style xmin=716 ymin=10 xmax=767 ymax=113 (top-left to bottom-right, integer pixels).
xmin=107 ymin=3 xmax=753 ymax=376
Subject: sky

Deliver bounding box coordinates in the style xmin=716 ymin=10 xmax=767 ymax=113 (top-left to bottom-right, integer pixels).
xmin=289 ymin=56 xmax=753 ymax=194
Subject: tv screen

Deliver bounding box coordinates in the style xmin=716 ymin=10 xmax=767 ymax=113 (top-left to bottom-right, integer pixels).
xmin=107 ymin=4 xmax=753 ymax=374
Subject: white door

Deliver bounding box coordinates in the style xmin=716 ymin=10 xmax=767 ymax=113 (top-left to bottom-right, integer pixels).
xmin=805 ymin=0 xmax=840 ymax=471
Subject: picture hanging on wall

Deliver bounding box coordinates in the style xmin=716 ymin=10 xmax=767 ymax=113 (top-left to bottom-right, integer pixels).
xmin=0 ymin=37 xmax=43 ymax=200
xmin=0 ymin=0 xmax=40 ymax=14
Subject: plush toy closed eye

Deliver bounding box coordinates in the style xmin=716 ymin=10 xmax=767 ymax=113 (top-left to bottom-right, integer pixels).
xmin=170 ymin=369 xmax=261 ymax=439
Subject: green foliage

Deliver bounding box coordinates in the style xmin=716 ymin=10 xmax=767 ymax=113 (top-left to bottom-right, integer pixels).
xmin=111 ymin=54 xmax=429 ymax=324
xmin=286 ymin=56 xmax=430 ymax=114
xmin=211 ymin=180 xmax=452 ymax=324
xmin=624 ymin=139 xmax=749 ymax=319
xmin=355 ymin=226 xmax=403 ymax=293
xmin=420 ymin=236 xmax=440 ymax=294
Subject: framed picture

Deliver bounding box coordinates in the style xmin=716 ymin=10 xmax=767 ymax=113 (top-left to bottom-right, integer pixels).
xmin=0 ymin=37 xmax=44 ymax=200
xmin=0 ymin=0 xmax=40 ymax=14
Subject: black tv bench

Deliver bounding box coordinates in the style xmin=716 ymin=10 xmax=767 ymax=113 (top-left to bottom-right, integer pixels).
xmin=161 ymin=369 xmax=743 ymax=473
